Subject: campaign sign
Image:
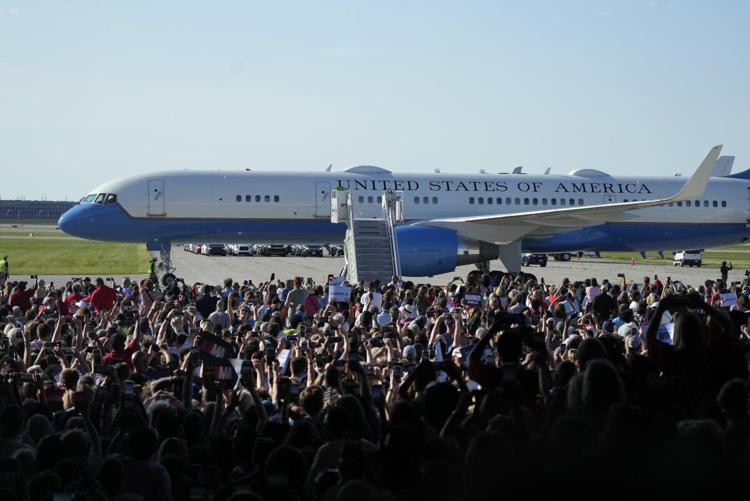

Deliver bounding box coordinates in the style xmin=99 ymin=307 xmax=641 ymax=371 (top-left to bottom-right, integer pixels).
xmin=197 ymin=332 xmax=238 ymax=384
xmin=329 ymin=285 xmax=352 ymax=303
xmin=657 ymin=322 xmax=675 ymax=345
xmin=720 ymin=292 xmax=737 ymax=308
xmin=464 ymin=294 xmax=482 ymax=308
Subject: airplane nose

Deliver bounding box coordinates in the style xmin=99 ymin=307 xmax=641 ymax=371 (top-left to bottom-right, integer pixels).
xmin=58 ymin=206 xmax=82 ymax=237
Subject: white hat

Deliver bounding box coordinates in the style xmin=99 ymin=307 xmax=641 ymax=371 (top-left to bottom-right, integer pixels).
xmin=617 ymin=322 xmax=638 ymax=338
xmin=6 ymin=328 xmax=23 ymax=346
xmin=451 ymin=347 xmax=464 ymax=358
xmin=377 ymin=311 xmax=391 ymax=328
xmin=400 ymin=304 xmax=415 ymax=318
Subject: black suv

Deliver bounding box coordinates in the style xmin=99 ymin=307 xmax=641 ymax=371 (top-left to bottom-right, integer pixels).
xmin=521 ymin=253 xmax=547 ymax=267
xmin=261 ymin=244 xmax=290 ymax=257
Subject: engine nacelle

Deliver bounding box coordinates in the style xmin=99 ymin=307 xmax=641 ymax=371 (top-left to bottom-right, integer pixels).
xmin=395 ymin=225 xmax=499 ymax=276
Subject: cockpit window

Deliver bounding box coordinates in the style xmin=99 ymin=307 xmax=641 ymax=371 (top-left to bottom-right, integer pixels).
xmin=105 ymin=194 xmax=117 ymax=204
xmin=82 ymin=194 xmax=96 ymax=204
xmin=94 ymin=193 xmax=106 ymax=204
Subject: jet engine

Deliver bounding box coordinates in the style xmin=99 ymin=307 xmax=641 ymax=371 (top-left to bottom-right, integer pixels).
xmin=395 ymin=225 xmax=499 ymax=276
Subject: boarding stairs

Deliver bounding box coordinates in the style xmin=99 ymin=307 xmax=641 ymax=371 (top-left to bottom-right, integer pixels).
xmin=331 ymin=189 xmax=403 ymax=284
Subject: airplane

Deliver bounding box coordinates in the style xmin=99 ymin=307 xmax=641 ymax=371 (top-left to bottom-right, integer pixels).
xmin=58 ymin=145 xmax=750 ymax=278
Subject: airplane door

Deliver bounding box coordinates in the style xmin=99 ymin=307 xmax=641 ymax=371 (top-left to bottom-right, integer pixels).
xmin=603 ymin=195 xmax=617 ymax=204
xmin=147 ymin=179 xmax=166 ymax=216
xmin=315 ymin=182 xmax=331 ymax=218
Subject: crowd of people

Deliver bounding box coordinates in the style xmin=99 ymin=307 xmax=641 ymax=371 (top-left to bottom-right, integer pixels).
xmin=1 ymin=265 xmax=750 ymax=500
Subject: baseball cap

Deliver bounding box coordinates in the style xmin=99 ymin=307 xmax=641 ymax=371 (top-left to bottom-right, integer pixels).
xmin=402 ymin=345 xmax=417 ymax=360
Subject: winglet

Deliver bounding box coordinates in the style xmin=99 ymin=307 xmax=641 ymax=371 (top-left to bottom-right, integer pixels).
xmin=671 ymin=145 xmax=722 ymax=201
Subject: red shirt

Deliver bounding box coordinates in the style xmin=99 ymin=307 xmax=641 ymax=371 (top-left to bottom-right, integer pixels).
xmin=102 ymin=341 xmax=138 ymax=369
xmin=90 ymin=285 xmax=117 ymax=313
xmin=9 ymin=288 xmax=35 ymax=313
xmin=63 ymin=293 xmax=83 ymax=315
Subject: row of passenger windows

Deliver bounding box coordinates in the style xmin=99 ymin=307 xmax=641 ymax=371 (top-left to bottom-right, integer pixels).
xmin=358 ymin=195 xmax=383 ymax=204
xmin=469 ymin=196 xmax=585 ymax=206
xmin=360 ymin=195 xmax=442 ymax=204
xmin=671 ymin=200 xmax=727 ymax=208
xmin=466 ymin=197 xmax=730 ymax=208
xmin=232 ymin=192 xmax=729 ymax=209
xmin=235 ymin=194 xmax=280 ymax=203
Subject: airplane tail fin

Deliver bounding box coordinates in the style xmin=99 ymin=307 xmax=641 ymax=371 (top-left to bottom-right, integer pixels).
xmin=714 ymin=156 xmax=735 ymax=177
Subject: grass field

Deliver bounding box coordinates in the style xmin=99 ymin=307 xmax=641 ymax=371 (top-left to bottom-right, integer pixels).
xmin=601 ymin=248 xmax=750 ymax=269
xmin=0 ymin=239 xmax=150 ymax=275
xmin=0 ymin=231 xmax=72 ymax=238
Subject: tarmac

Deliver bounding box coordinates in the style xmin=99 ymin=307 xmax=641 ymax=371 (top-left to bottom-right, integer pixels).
xmin=1 ymin=220 xmax=744 ymax=287
xmin=17 ymin=250 xmax=739 ymax=288
xmin=164 ymin=251 xmax=743 ymax=287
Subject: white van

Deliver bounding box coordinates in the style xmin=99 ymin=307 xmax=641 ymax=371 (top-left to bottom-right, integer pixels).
xmin=673 ymin=250 xmax=703 ymax=267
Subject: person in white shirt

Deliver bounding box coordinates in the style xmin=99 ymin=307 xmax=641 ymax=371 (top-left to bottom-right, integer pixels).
xmin=388 ymin=275 xmax=402 ymax=291
xmin=360 ymin=281 xmax=383 ymax=312
xmin=208 ymin=299 xmax=230 ymax=330
xmin=585 ymin=278 xmax=602 ymax=304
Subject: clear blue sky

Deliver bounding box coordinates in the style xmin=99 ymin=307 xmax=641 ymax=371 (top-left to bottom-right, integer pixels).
xmin=1 ymin=0 xmax=748 ymax=200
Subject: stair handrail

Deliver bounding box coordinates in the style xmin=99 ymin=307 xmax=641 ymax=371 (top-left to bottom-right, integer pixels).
xmin=382 ymin=190 xmax=402 ymax=280
xmin=344 ymin=191 xmax=359 ymax=283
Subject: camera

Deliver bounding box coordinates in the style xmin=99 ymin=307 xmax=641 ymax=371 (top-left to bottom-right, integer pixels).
xmin=240 ymin=361 xmax=253 ymax=386
xmin=371 ymin=384 xmax=385 ymax=403
xmin=288 ymin=383 xmax=301 ymax=403
xmin=123 ymin=380 xmax=135 ymax=398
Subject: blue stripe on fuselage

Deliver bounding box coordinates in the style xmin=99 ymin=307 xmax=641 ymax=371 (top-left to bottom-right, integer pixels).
xmin=522 ymin=223 xmax=750 ymax=252
xmin=59 ymin=202 xmax=750 ymax=250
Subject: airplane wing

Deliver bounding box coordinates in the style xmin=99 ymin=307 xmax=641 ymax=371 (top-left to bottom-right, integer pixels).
xmin=419 ymin=145 xmax=722 ymax=244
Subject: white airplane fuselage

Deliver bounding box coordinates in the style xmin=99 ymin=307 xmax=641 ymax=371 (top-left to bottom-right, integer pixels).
xmin=58 ymin=166 xmax=750 ymax=260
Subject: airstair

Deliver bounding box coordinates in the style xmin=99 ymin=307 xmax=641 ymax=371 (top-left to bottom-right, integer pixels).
xmin=331 ymin=189 xmax=403 ymax=284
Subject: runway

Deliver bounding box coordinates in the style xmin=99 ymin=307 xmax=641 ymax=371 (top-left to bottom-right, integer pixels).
xmin=164 ymin=250 xmax=740 ymax=288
